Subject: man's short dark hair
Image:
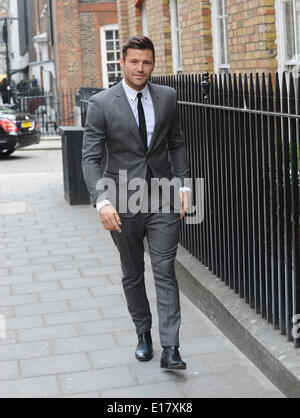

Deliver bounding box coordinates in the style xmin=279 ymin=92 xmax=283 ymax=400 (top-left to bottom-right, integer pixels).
xmin=122 ymin=36 xmax=155 ymax=62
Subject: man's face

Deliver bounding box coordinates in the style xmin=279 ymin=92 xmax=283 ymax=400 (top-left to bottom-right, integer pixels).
xmin=120 ymin=48 xmax=155 ymax=91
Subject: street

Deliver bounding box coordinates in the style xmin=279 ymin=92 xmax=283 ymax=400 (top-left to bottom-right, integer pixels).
xmin=0 ymin=147 xmax=284 ymax=398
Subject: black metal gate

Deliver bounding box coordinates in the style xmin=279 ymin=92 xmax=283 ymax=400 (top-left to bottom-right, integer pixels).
xmin=15 ymin=90 xmax=79 ymax=137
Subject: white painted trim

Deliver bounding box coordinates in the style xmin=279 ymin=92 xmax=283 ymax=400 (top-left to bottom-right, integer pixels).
xmin=100 ymin=24 xmax=120 ymax=89
xmin=142 ymin=1 xmax=148 ymax=37
xmin=210 ymin=0 xmax=230 ymax=74
xmin=275 ymin=0 xmax=300 ymax=77
xmin=169 ymin=0 xmax=182 ymax=74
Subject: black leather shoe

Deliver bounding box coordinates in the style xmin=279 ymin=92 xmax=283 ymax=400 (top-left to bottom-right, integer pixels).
xmin=160 ymin=346 xmax=186 ymax=370
xmin=135 ymin=331 xmax=153 ymax=362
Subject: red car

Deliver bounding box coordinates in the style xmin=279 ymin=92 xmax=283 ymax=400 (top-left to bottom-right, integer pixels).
xmin=0 ymin=105 xmax=41 ymax=157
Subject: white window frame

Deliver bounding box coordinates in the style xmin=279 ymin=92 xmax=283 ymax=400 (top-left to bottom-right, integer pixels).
xmin=100 ymin=24 xmax=121 ymax=89
xmin=275 ymin=0 xmax=300 ymax=75
xmin=141 ymin=0 xmax=148 ymax=37
xmin=210 ymin=0 xmax=230 ymax=73
xmin=169 ymin=0 xmax=182 ymax=74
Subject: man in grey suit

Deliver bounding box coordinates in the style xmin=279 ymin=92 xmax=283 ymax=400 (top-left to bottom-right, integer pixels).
xmin=82 ymin=36 xmax=190 ymax=370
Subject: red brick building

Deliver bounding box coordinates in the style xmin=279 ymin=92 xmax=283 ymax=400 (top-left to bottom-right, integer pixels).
xmin=116 ymin=0 xmax=300 ymax=77
xmin=28 ymin=0 xmax=119 ymax=92
xmin=54 ymin=0 xmax=119 ymax=90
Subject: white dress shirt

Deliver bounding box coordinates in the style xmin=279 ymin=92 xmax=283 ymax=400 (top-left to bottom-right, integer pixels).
xmin=96 ymin=78 xmax=190 ymax=212
xmin=122 ymin=78 xmax=155 ymax=148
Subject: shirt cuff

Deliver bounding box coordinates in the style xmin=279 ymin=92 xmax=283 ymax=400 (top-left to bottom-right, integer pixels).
xmin=96 ymin=199 xmax=112 ymax=212
xmin=179 ymin=187 xmax=191 ymax=193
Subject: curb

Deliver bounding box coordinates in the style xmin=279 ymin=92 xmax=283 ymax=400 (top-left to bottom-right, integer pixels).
xmin=21 ymin=148 xmax=62 ymax=151
xmin=173 ymin=244 xmax=300 ymax=398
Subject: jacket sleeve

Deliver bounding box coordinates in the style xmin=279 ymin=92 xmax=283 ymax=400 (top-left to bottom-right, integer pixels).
xmin=82 ymin=96 xmax=108 ymax=207
xmin=166 ymin=90 xmax=190 ymax=187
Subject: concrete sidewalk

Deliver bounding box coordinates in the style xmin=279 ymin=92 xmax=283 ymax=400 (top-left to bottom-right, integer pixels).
xmin=0 ymin=149 xmax=284 ymax=398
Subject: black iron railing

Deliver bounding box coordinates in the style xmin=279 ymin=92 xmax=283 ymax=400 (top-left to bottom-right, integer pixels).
xmin=152 ymin=72 xmax=300 ymax=348
xmin=80 ymin=74 xmax=300 ymax=347
xmin=79 ymin=88 xmax=105 ymax=128
xmin=15 ymin=89 xmax=79 ymax=136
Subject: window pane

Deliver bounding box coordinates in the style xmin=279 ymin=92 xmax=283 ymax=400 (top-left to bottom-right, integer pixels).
xmin=219 ymin=18 xmax=225 ymax=63
xmin=114 ymin=30 xmax=119 ymax=40
xmin=106 ymin=31 xmax=113 ymax=40
xmin=107 ymin=63 xmax=115 ymax=72
xmin=106 ymin=41 xmax=114 ymax=51
xmin=107 ymin=52 xmax=115 ymax=61
xmin=284 ymin=0 xmax=296 ymax=59
xmin=217 ymin=0 xmax=223 ymax=16
xmin=108 ymin=73 xmax=116 ymax=82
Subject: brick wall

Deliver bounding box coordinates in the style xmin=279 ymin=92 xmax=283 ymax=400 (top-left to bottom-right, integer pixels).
xmin=226 ymin=0 xmax=277 ymax=74
xmin=93 ymin=3 xmax=119 ymax=88
xmin=178 ymin=0 xmax=213 ymax=74
xmin=147 ymin=0 xmax=173 ymax=75
xmin=56 ymin=0 xmax=83 ymax=90
xmin=55 ymin=0 xmax=117 ymax=90
xmin=117 ymin=0 xmax=129 ymax=47
xmin=116 ymin=0 xmax=278 ymax=76
xmin=116 ymin=0 xmax=172 ymax=75
xmin=117 ymin=0 xmax=213 ymax=75
xmin=127 ymin=0 xmax=142 ymax=37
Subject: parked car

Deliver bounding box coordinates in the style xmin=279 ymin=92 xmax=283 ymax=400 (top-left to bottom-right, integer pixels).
xmin=0 ymin=105 xmax=41 ymax=157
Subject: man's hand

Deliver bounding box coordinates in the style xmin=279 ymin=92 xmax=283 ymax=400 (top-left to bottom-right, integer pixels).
xmin=100 ymin=205 xmax=122 ymax=233
xmin=179 ymin=191 xmax=190 ymax=220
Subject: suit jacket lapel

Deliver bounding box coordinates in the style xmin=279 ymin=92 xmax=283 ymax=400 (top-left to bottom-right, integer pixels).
xmin=113 ymin=80 xmax=161 ymax=155
xmin=114 ymin=82 xmax=146 ymax=153
xmin=147 ymin=82 xmax=161 ymax=155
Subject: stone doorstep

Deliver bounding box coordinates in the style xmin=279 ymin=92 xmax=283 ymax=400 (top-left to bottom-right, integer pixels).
xmin=170 ymin=244 xmax=299 ymax=399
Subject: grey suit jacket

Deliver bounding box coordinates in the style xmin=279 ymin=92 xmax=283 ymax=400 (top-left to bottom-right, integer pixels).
xmin=82 ymin=80 xmax=190 ymax=216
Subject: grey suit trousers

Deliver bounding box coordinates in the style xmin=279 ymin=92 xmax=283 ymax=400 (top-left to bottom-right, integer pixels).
xmin=110 ymin=210 xmax=181 ymax=347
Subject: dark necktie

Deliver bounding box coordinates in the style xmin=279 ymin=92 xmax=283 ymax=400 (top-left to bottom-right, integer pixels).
xmin=137 ymin=92 xmax=152 ymax=189
xmin=137 ymin=92 xmax=148 ymax=152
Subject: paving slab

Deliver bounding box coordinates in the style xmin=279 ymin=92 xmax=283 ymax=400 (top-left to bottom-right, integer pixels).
xmin=0 ymin=149 xmax=284 ymax=398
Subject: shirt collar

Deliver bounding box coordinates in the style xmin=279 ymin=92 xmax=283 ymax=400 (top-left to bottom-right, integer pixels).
xmin=122 ymin=78 xmax=151 ymax=103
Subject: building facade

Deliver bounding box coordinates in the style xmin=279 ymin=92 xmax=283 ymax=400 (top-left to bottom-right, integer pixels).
xmin=117 ymin=0 xmax=300 ymax=77
xmin=30 ymin=0 xmax=57 ymax=93
xmin=0 ymin=0 xmax=8 ymax=77
xmin=8 ymin=0 xmax=37 ymax=86
xmin=54 ymin=0 xmax=119 ymax=91
xmin=5 ymin=1 xmax=119 ymax=93
xmin=1 ymin=0 xmax=47 ymax=89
